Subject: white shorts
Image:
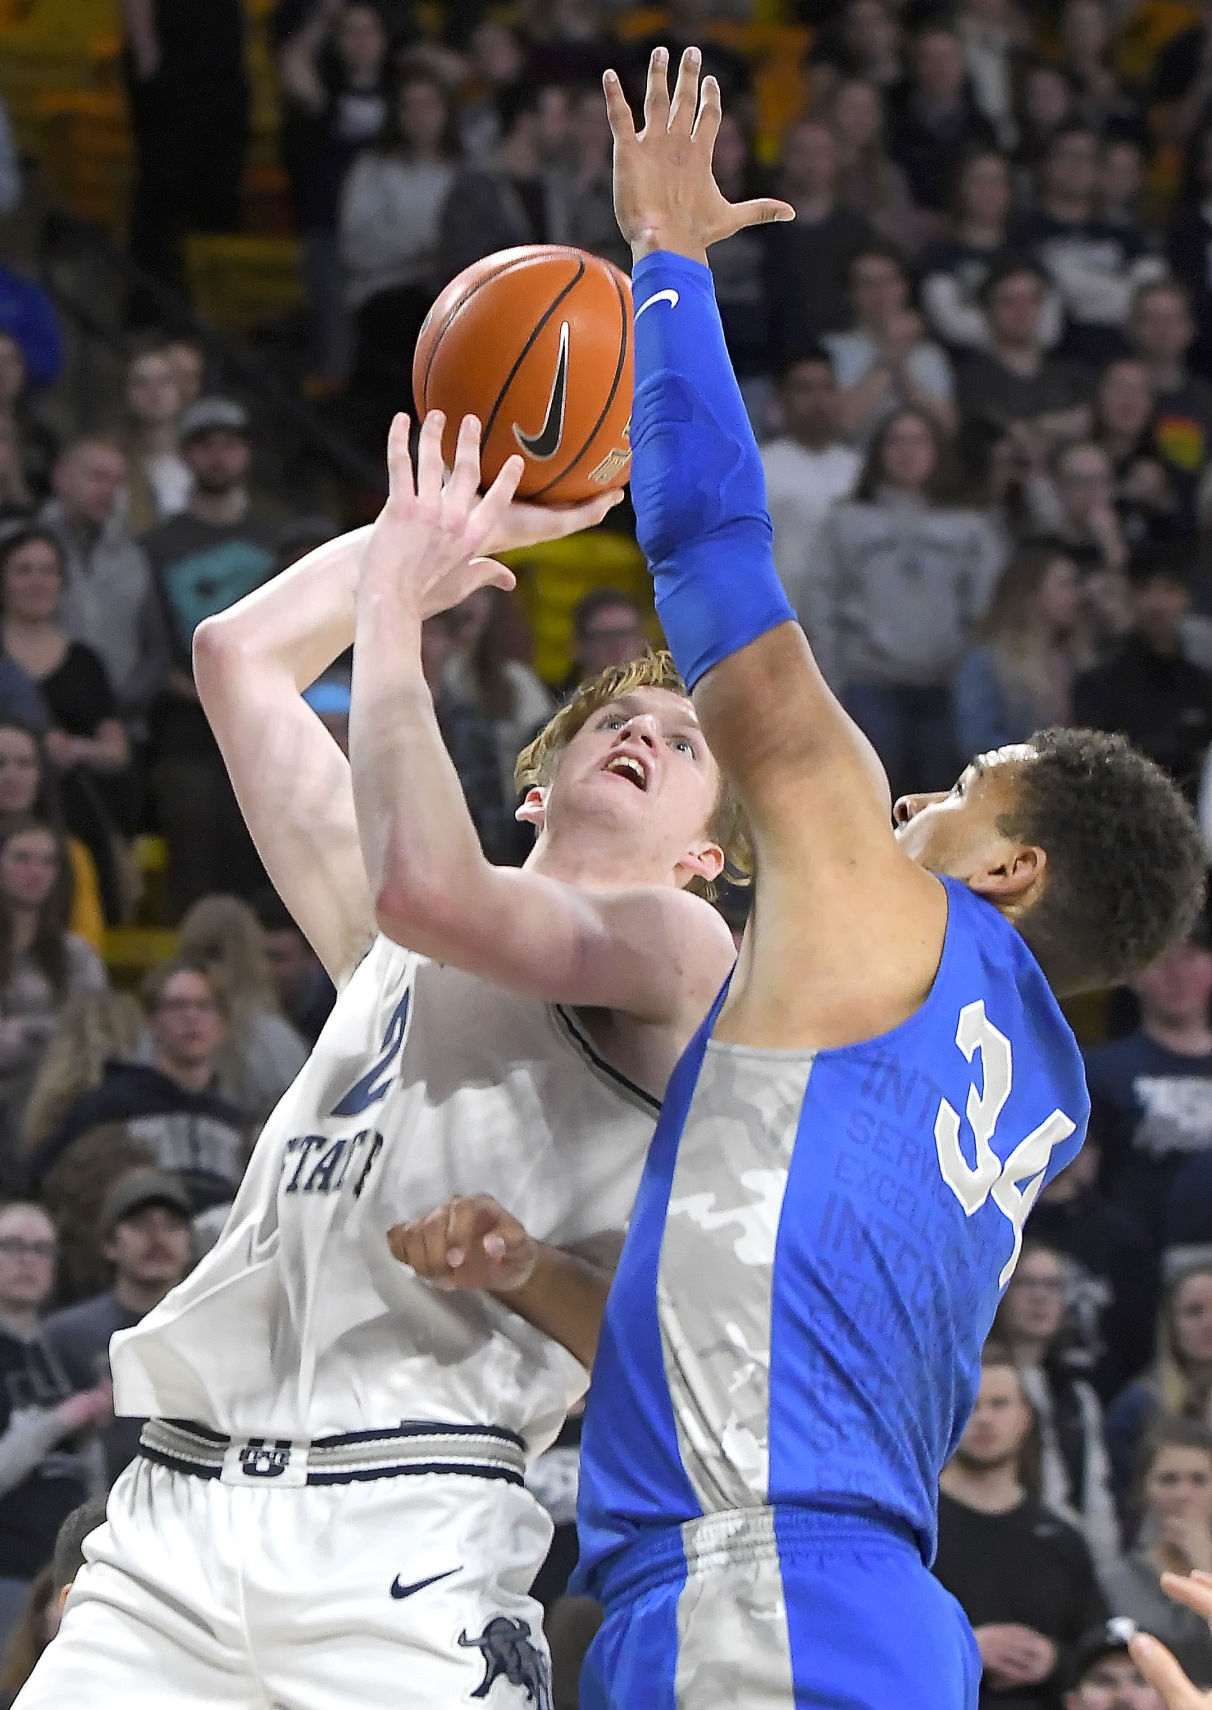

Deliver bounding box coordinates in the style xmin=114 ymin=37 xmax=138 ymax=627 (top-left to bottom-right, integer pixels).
xmin=15 ymin=1430 xmax=555 ymax=1710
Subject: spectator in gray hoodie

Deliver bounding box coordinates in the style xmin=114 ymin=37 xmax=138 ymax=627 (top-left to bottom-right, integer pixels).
xmin=39 ymin=438 xmax=170 ymax=730
xmin=812 ymin=406 xmax=1005 ymax=797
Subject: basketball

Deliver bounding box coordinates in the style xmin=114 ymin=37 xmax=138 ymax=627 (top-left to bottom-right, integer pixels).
xmin=413 ymin=245 xmax=633 ymax=506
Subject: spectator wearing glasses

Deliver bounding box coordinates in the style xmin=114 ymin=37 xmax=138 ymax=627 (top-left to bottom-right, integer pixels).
xmin=559 ymin=589 xmax=649 ymax=698
xmin=26 ymin=958 xmax=245 ymax=1218
xmin=994 ymin=1240 xmax=1121 ymax=1566
xmin=0 ymin=1201 xmax=109 ymax=1650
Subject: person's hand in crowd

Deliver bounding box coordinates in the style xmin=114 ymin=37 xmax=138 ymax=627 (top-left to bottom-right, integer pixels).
xmin=1130 ymin=1571 xmax=1212 ymax=1706
xmin=1160 ymin=1516 xmax=1212 ymax=1575
xmin=1121 ymin=457 xmax=1171 ymax=506
xmin=1084 ymin=567 xmax=1132 ymax=636
xmin=1086 ymin=499 xmax=1129 ymax=571
xmin=56 ymin=1380 xmax=113 ymax=1434
xmin=43 ymin=730 xmax=87 ymax=771
xmin=974 ymin=1624 xmax=1058 ymax=1689
xmin=387 ymin=1194 xmax=539 ymax=1293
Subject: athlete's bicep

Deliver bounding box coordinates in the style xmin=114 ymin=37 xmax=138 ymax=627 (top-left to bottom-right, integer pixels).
xmin=196 ymin=654 xmax=374 ymax=987
xmin=378 ymin=864 xmax=733 ymax=1024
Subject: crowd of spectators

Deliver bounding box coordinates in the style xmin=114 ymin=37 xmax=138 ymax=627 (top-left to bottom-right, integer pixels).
xmin=11 ymin=0 xmax=1212 ymax=1703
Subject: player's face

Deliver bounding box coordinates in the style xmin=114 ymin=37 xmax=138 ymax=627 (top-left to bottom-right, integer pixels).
xmin=544 ymin=688 xmax=723 ymax=876
xmin=1144 ymin=1445 xmax=1212 ymax=1526
xmin=103 ymin=1205 xmax=192 ymax=1290
xmin=893 ymin=747 xmax=1036 ymax=890
xmin=1065 ymin=1654 xmax=1163 ymax=1710
xmin=954 ymin=1364 xmax=1032 ymax=1468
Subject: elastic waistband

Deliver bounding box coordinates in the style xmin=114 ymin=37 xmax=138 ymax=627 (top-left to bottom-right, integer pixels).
xmin=597 ymin=1505 xmax=918 ymax=1606
xmin=140 ymin=1417 xmax=526 ymax=1489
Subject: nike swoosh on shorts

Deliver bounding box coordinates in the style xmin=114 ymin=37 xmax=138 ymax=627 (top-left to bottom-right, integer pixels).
xmin=390 ymin=1566 xmax=461 ymax=1600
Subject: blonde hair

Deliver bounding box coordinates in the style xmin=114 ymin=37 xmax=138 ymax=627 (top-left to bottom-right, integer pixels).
xmin=177 ymin=894 xmax=277 ymax=1016
xmin=1154 ymin=1260 xmax=1212 ymax=1418
xmin=22 ymin=989 xmax=143 ymax=1152
xmin=515 ymin=650 xmax=753 ymax=900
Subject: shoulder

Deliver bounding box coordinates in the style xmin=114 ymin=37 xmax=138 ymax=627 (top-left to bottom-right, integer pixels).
xmin=603 ymin=885 xmax=735 ymax=1000
xmin=43 ymin=1291 xmax=110 ymax=1339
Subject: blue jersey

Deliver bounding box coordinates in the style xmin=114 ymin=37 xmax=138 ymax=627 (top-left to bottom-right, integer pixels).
xmin=576 ymin=877 xmax=1089 ymax=1594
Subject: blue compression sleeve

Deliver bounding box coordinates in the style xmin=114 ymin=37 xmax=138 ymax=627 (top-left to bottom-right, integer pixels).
xmin=630 ymin=250 xmax=794 ymax=689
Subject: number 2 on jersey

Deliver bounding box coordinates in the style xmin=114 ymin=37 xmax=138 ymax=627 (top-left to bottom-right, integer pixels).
xmin=331 ymin=990 xmax=412 ymax=1117
xmin=934 ymin=1001 xmax=1076 ymax=1288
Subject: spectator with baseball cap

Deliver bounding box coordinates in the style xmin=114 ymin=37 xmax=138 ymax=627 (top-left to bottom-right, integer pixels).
xmin=42 ymin=1170 xmax=191 ymax=1483
xmin=1065 ymin=1618 xmax=1164 ymax=1710
xmin=142 ymin=398 xmax=277 ymax=915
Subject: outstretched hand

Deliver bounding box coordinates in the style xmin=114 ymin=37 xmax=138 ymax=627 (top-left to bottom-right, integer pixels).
xmin=361 ymin=411 xmax=522 ymax=619
xmin=603 ymin=45 xmax=793 ymax=263
xmin=387 ymin=1194 xmax=539 ymax=1294
xmin=1129 ymin=1572 xmax=1212 ymax=1706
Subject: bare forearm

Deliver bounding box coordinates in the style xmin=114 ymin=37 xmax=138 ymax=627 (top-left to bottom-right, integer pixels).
xmin=493 ymin=1244 xmax=610 ymax=1371
xmin=197 ymin=527 xmax=370 ymax=694
xmin=121 ymin=0 xmax=157 ymax=54
xmin=349 ymin=571 xmax=488 ymax=932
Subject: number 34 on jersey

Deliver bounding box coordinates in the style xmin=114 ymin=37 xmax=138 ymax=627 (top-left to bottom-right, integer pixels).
xmin=934 ymin=1000 xmax=1077 ymax=1288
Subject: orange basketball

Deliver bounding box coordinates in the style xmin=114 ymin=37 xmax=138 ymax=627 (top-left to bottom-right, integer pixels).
xmin=413 ymin=245 xmax=633 ymax=505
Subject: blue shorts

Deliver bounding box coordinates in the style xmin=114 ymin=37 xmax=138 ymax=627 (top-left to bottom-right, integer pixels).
xmin=581 ymin=1507 xmax=980 ymax=1710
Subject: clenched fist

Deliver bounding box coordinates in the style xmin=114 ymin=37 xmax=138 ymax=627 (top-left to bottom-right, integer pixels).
xmin=387 ymin=1194 xmax=538 ymax=1294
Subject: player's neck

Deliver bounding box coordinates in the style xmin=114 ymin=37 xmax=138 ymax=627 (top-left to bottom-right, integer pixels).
xmin=939 ymin=1458 xmax=1024 ymax=1514
xmin=1142 ymin=1015 xmax=1212 ymax=1057
xmin=525 ymin=827 xmax=668 ymax=892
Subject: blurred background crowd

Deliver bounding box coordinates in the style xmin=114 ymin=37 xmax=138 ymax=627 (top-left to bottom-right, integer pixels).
xmin=5 ymin=0 xmax=1212 ymax=1704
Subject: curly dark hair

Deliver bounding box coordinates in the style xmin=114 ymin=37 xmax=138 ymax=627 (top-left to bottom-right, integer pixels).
xmin=1003 ymin=728 xmax=1206 ymax=994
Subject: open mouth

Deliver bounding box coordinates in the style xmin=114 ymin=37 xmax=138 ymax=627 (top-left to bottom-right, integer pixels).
xmin=603 ymin=754 xmax=648 ymax=791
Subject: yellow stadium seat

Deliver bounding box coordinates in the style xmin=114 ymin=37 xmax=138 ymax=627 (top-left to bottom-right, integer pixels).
xmin=185 ymin=235 xmax=303 ymax=335
xmin=36 ymin=88 xmax=131 ymax=234
xmin=501 ymin=532 xmax=656 ymax=687
xmin=103 ymin=927 xmax=179 ymax=982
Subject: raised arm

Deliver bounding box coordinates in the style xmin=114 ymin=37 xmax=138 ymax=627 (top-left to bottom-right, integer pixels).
xmin=604 ymin=48 xmax=947 ymax=1041
xmin=349 ymin=412 xmax=734 ymax=1025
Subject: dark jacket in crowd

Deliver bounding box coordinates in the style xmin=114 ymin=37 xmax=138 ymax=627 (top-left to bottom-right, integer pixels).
xmin=0 ymin=1328 xmax=91 ymax=1580
xmin=1030 ymin=1188 xmax=1159 ymax=1402
xmin=1073 ymin=636 xmax=1212 ymax=802
xmin=932 ymin=1491 xmax=1108 ymax=1709
xmin=28 ymin=1061 xmax=245 ymax=1213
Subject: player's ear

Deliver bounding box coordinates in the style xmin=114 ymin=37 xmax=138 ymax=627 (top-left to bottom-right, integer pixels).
xmin=677 ymin=837 xmax=725 ymax=888
xmin=515 ymin=786 xmax=548 ymax=828
xmin=967 ymin=840 xmax=1047 ymax=905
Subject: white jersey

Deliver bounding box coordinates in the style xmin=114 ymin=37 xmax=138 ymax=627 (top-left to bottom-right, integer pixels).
xmin=111 ymin=936 xmax=658 ymax=1456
